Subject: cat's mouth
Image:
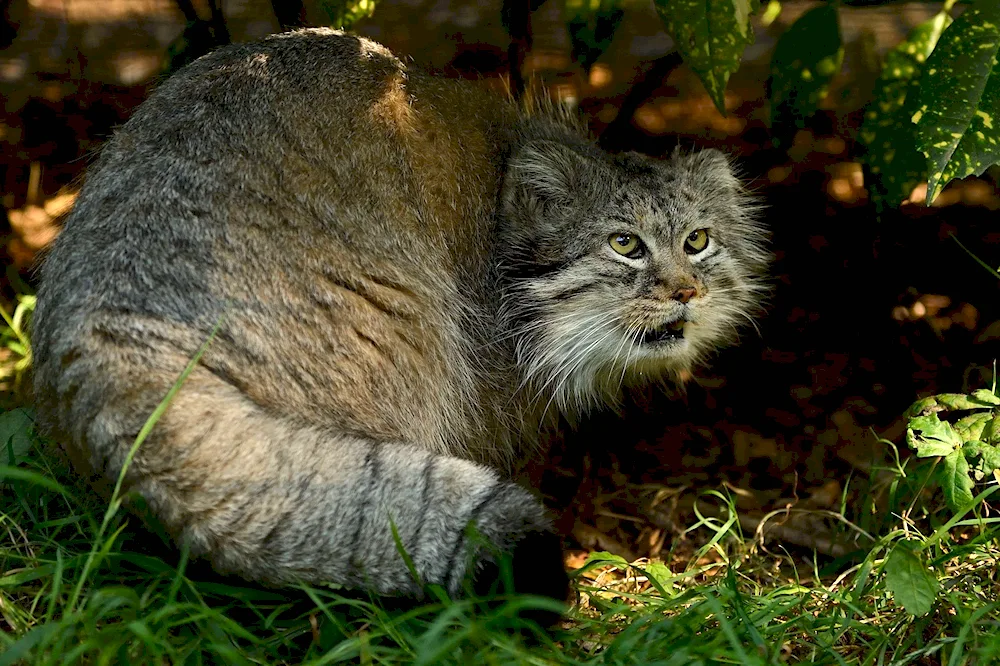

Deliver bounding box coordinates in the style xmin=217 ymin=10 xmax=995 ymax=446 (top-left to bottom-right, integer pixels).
xmin=640 ymin=319 xmax=686 ymax=345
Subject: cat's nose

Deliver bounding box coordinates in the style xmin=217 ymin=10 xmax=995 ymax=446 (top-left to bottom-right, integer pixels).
xmin=671 ymin=286 xmax=697 ymax=303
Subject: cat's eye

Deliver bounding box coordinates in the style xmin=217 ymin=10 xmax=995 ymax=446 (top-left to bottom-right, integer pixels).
xmin=609 ymin=233 xmax=644 ymax=258
xmin=684 ymin=229 xmax=710 ymax=254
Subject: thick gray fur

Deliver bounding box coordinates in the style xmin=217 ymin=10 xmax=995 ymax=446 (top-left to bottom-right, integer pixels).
xmin=31 ymin=29 xmax=769 ymax=597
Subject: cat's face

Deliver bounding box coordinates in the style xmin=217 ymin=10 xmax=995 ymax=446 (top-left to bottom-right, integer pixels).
xmin=501 ymin=142 xmax=769 ymax=411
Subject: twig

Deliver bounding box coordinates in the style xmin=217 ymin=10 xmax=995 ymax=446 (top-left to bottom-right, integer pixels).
xmin=645 ymin=501 xmax=872 ymax=559
xmin=271 ymin=0 xmax=308 ymax=31
xmin=598 ymin=51 xmax=684 ymax=152
xmin=173 ymin=0 xmax=200 ymax=24
xmin=169 ymin=0 xmax=230 ymax=70
xmin=206 ymin=0 xmax=231 ymax=46
xmin=949 ymin=233 xmax=1000 ymax=282
xmin=737 ymin=511 xmax=848 ymax=558
xmin=501 ymin=0 xmax=548 ymax=101
xmin=26 ymin=162 xmax=40 ymax=207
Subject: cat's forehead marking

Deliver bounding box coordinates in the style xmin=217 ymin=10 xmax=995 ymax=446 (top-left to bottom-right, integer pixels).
xmin=604 ymin=155 xmax=731 ymax=235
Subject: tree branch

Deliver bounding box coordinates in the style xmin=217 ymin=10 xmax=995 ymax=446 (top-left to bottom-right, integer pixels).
xmin=206 ymin=0 xmax=231 ymax=45
xmin=271 ymin=0 xmax=308 ymax=31
xmin=598 ymin=51 xmax=684 ymax=152
xmin=501 ymin=0 xmax=549 ymax=101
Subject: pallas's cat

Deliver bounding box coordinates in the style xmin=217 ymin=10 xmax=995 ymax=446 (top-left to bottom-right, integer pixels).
xmin=32 ymin=29 xmax=769 ymax=601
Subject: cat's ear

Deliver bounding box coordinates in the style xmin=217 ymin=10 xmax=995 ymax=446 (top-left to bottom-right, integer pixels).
xmin=505 ymin=141 xmax=594 ymax=207
xmin=674 ymin=147 xmax=740 ymax=189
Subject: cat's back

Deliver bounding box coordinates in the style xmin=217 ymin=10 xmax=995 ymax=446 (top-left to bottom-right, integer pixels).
xmin=34 ymin=29 xmax=520 ymax=455
xmin=65 ymin=28 xmax=513 ymax=254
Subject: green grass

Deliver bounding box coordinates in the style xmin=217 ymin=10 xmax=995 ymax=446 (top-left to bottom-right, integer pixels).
xmin=3 ymin=416 xmax=999 ymax=665
xmin=1 ymin=301 xmax=1000 ymax=664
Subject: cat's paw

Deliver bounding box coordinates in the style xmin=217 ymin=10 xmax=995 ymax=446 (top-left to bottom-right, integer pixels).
xmin=472 ymin=528 xmax=569 ymax=626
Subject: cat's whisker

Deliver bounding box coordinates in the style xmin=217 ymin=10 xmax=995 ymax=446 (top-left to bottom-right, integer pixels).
xmin=519 ymin=313 xmax=619 ymax=400
xmin=605 ymin=321 xmax=641 ymax=385
xmin=711 ymin=304 xmax=762 ymax=336
xmin=618 ymin=323 xmax=643 ymax=391
xmin=513 ymin=311 xmax=612 ymax=364
xmin=538 ymin=324 xmax=620 ymax=419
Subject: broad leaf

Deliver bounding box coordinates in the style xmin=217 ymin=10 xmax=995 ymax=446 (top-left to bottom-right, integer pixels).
xmin=318 ymin=0 xmax=378 ymax=28
xmin=859 ymin=12 xmax=950 ymax=211
xmin=954 ymin=412 xmax=991 ymax=443
xmin=939 ymin=449 xmax=976 ymax=512
xmin=885 ymin=541 xmax=938 ymax=616
xmin=0 ymin=408 xmax=34 ymax=464
xmin=582 ymin=551 xmax=630 ymax=569
xmin=984 ymin=414 xmax=1000 ymax=445
xmin=654 ymin=0 xmax=759 ymax=114
xmin=963 ymin=441 xmax=1000 ymax=478
xmin=914 ymin=0 xmax=1000 ymax=204
xmin=565 ymin=0 xmax=626 ymax=72
xmin=907 ymin=413 xmax=963 ymax=457
xmin=768 ymin=4 xmax=843 ymax=144
xmin=971 ymin=389 xmax=1000 ymax=406
xmin=907 ymin=392 xmax=999 ymax=417
xmin=635 ymin=560 xmax=676 ymax=596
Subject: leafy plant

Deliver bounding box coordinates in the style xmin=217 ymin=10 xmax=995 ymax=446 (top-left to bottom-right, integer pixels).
xmin=0 ymin=294 xmax=35 ymax=392
xmin=652 ymin=0 xmax=759 ymax=114
xmin=565 ymin=0 xmax=625 ymax=72
xmin=859 ymin=10 xmax=951 ymax=210
xmin=767 ymin=3 xmax=843 ymax=147
xmin=906 ymin=387 xmax=1000 ymax=512
xmin=495 ymin=0 xmax=996 ymax=208
xmin=883 ymin=539 xmax=938 ymax=616
xmin=318 ymin=0 xmax=378 ymax=29
xmin=913 ymin=0 xmax=1000 ymax=205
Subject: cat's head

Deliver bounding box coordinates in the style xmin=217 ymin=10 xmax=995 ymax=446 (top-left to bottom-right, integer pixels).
xmin=499 ymin=140 xmax=769 ymax=413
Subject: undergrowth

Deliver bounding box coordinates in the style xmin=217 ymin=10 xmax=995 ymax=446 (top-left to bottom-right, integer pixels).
xmin=1 ymin=297 xmax=999 ymax=664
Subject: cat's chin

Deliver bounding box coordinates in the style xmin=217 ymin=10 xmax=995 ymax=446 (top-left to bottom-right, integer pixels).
xmin=633 ymin=334 xmax=690 ymax=359
xmin=623 ymin=345 xmax=692 ymax=378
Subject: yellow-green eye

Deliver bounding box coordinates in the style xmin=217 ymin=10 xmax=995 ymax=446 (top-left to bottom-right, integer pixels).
xmin=684 ymin=229 xmax=709 ymax=254
xmin=609 ymin=233 xmax=643 ymax=257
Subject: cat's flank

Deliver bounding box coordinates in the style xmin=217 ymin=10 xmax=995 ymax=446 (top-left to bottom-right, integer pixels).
xmin=32 ymin=29 xmax=768 ymax=601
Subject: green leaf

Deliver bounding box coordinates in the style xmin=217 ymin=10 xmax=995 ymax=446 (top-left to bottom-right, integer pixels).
xmin=317 ymin=0 xmax=378 ymax=29
xmin=907 ymin=413 xmax=963 ymax=457
xmin=767 ymin=4 xmax=843 ymax=144
xmin=0 ymin=408 xmax=34 ymax=464
xmin=636 ymin=560 xmax=676 ymax=596
xmin=972 ymin=389 xmax=1000 ymax=406
xmin=907 ymin=392 xmax=999 ymax=417
xmin=760 ymin=0 xmax=781 ymax=27
xmin=565 ymin=0 xmax=626 ymax=72
xmin=582 ymin=551 xmax=630 ymax=568
xmin=939 ymin=449 xmax=976 ymax=512
xmin=914 ymin=1 xmax=1000 ymax=205
xmin=962 ymin=440 xmax=1000 ymax=477
xmin=859 ymin=12 xmax=950 ymax=211
xmin=983 ymin=414 xmax=1000 ymax=445
xmin=884 ymin=541 xmax=938 ymax=616
xmin=654 ymin=0 xmax=759 ymax=114
xmin=955 ymin=411 xmax=992 ymax=443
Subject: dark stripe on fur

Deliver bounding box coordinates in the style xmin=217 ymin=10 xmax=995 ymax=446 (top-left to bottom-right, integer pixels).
xmin=320 ymin=269 xmax=411 ymax=319
xmin=443 ymin=480 xmax=507 ymax=593
xmin=408 ymin=455 xmax=437 ymax=576
xmin=505 ymin=250 xmax=589 ymax=280
xmin=349 ymin=442 xmax=382 ymax=574
xmin=259 ymin=471 xmax=320 ymax=554
xmin=549 ymin=282 xmax=598 ymax=301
